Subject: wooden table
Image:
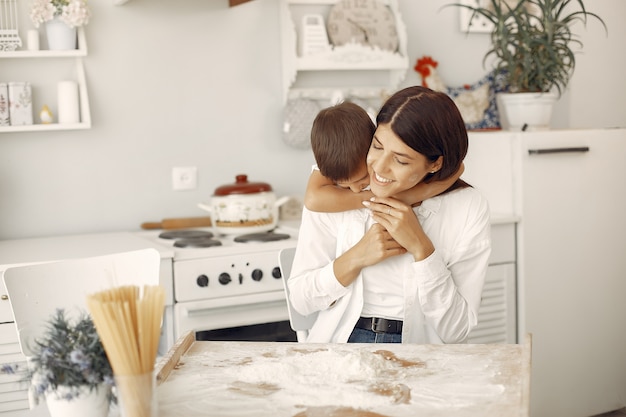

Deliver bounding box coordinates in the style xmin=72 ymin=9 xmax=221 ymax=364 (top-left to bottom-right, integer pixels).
xmin=155 ymin=332 xmax=531 ymax=417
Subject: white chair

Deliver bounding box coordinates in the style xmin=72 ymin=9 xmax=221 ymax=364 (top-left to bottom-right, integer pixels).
xmin=2 ymin=248 xmax=161 ymax=358
xmin=278 ymin=247 xmax=318 ymax=342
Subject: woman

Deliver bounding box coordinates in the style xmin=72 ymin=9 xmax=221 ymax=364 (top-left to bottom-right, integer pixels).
xmin=288 ymin=86 xmax=491 ymax=344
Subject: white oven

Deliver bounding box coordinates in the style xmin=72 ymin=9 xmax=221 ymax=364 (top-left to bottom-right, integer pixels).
xmin=135 ymin=223 xmax=299 ymax=342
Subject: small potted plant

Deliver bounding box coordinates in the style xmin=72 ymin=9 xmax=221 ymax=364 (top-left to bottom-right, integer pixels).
xmin=30 ymin=0 xmax=91 ymax=50
xmin=18 ymin=309 xmax=114 ymax=417
xmin=448 ymin=0 xmax=606 ymax=130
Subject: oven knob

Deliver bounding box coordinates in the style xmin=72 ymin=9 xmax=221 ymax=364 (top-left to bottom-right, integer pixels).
xmin=196 ymin=275 xmax=209 ymax=287
xmin=218 ymin=273 xmax=232 ymax=285
xmin=272 ymin=266 xmax=282 ymax=279
xmin=251 ymin=269 xmax=263 ymax=281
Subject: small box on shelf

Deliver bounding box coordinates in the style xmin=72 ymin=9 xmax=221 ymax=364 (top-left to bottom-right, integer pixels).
xmin=0 ymin=83 xmax=9 ymax=126
xmin=7 ymin=82 xmax=33 ymax=126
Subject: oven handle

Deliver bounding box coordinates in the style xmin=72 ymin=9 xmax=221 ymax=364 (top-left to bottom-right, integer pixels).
xmin=178 ymin=291 xmax=287 ymax=317
xmin=184 ymin=299 xmax=287 ymax=318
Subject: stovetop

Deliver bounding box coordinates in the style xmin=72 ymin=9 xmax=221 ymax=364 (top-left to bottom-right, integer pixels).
xmin=134 ymin=222 xmax=300 ymax=261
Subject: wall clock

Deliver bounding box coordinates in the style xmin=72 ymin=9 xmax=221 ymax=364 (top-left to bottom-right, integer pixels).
xmin=326 ymin=0 xmax=399 ymax=52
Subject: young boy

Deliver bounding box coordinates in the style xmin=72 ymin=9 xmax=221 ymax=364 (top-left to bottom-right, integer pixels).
xmin=305 ymin=101 xmax=462 ymax=212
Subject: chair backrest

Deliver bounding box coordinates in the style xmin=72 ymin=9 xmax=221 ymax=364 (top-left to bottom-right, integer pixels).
xmin=2 ymin=248 xmax=161 ymax=357
xmin=278 ymin=247 xmax=318 ymax=342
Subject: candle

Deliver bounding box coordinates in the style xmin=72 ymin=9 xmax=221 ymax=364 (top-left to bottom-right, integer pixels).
xmin=57 ymin=81 xmax=80 ymax=124
xmin=27 ymin=30 xmax=39 ymax=51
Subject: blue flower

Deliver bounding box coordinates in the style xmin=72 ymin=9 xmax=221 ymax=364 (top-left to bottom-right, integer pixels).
xmin=40 ymin=347 xmax=54 ymax=361
xmin=0 ymin=363 xmax=19 ymax=374
xmin=69 ymin=349 xmax=91 ymax=371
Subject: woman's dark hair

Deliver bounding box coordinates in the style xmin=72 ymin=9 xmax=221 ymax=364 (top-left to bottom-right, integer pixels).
xmin=311 ymin=101 xmax=375 ymax=182
xmin=376 ymin=86 xmax=468 ymax=189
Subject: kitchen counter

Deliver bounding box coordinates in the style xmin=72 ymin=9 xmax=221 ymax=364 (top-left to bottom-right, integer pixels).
xmin=154 ymin=332 xmax=531 ymax=417
xmin=0 ymin=230 xmax=175 ymax=303
xmin=0 ymin=231 xmax=178 ymax=369
xmin=0 ymin=231 xmax=174 ymax=267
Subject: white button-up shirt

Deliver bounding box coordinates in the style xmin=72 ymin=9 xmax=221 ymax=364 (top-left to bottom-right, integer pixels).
xmin=288 ymin=186 xmax=491 ymax=343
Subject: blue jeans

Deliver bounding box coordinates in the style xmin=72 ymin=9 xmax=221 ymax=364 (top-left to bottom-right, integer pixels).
xmin=347 ymin=327 xmax=402 ymax=343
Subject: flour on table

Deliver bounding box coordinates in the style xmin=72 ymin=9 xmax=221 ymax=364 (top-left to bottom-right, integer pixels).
xmin=234 ymin=348 xmax=416 ymax=409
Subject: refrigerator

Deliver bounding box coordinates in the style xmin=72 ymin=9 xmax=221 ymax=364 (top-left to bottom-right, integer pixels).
xmin=465 ymin=128 xmax=626 ymax=417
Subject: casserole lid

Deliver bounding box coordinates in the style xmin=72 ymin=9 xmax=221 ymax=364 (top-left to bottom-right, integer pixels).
xmin=214 ymin=174 xmax=272 ymax=196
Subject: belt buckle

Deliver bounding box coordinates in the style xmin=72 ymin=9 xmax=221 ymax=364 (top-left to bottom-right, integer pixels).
xmin=370 ymin=317 xmax=386 ymax=333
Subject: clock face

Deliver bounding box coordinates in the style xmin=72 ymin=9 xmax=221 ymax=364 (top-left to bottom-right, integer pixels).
xmin=327 ymin=0 xmax=399 ymax=52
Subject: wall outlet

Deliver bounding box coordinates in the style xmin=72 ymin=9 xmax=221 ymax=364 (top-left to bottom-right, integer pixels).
xmin=172 ymin=166 xmax=197 ymax=191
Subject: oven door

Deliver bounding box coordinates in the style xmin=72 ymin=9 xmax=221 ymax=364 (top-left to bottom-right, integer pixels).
xmin=173 ymin=291 xmax=294 ymax=341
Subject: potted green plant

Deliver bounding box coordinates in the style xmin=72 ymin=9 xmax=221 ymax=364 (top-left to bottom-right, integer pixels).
xmin=448 ymin=0 xmax=606 ymax=130
xmin=3 ymin=309 xmax=114 ymax=417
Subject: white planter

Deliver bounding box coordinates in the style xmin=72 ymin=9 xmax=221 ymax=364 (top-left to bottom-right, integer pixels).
xmin=45 ymin=384 xmax=110 ymax=417
xmin=496 ymin=92 xmax=558 ymax=131
xmin=45 ymin=17 xmax=77 ymax=50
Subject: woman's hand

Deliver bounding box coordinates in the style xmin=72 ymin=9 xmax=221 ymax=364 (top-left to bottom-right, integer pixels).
xmin=333 ymin=223 xmax=406 ymax=287
xmin=362 ymin=197 xmax=435 ymax=261
xmin=354 ymin=223 xmax=406 ymax=267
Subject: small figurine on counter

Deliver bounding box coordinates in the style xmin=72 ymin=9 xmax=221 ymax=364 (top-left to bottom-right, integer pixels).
xmin=40 ymin=105 xmax=53 ymax=124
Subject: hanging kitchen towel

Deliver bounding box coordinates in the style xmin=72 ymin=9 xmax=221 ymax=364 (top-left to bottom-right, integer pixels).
xmin=282 ymin=98 xmax=320 ymax=149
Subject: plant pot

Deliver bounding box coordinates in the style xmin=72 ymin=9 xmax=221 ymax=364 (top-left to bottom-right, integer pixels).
xmin=45 ymin=17 xmax=77 ymax=50
xmin=496 ymin=92 xmax=558 ymax=131
xmin=45 ymin=384 xmax=110 ymax=417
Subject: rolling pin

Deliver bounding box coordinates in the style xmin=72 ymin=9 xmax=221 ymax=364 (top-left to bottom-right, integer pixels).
xmin=141 ymin=216 xmax=212 ymax=230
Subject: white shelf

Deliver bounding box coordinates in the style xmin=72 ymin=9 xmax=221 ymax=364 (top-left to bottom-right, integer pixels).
xmin=296 ymin=45 xmax=408 ymax=71
xmin=0 ymin=27 xmax=88 ymax=58
xmin=0 ymin=49 xmax=86 ymax=58
xmin=0 ymin=122 xmax=90 ymax=133
xmin=0 ymin=28 xmax=91 ymax=133
xmin=280 ymin=0 xmax=409 ymax=103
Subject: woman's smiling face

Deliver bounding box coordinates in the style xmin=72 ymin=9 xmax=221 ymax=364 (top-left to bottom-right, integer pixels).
xmin=366 ymin=123 xmax=442 ymax=198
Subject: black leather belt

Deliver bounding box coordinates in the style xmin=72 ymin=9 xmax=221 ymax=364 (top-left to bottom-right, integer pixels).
xmin=355 ymin=316 xmax=403 ymax=334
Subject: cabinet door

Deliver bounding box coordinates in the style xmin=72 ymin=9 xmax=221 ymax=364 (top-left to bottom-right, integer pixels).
xmin=0 ymin=323 xmax=28 ymax=413
xmin=0 ymin=282 xmax=12 ymax=324
xmin=517 ymin=131 xmax=626 ymax=417
xmin=467 ymin=263 xmax=516 ymax=344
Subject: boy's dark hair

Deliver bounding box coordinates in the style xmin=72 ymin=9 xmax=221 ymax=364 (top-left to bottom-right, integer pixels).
xmin=310 ymin=101 xmax=375 ymax=182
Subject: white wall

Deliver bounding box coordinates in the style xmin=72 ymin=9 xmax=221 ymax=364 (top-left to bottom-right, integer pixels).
xmin=0 ymin=0 xmax=623 ymax=240
xmin=566 ymin=1 xmax=626 ymax=128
